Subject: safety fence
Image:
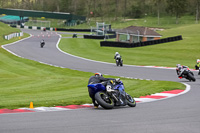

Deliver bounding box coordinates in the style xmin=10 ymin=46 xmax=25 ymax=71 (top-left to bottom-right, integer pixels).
xmin=56 ymin=28 xmax=90 ymax=32
xmin=100 ymin=35 xmax=182 ymax=48
xmin=10 ymin=25 xmax=117 ymax=38
xmin=4 ymin=32 xmax=23 ymax=40
xmin=83 ymin=31 xmax=116 ymax=39
xmin=10 ymin=25 xmax=55 ymax=31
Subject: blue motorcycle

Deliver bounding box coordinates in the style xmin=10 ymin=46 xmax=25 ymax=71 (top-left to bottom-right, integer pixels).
xmin=87 ymin=80 xmax=136 ymax=109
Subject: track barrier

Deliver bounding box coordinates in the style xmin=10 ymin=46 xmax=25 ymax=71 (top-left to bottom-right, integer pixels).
xmin=100 ymin=35 xmax=183 ymax=48
xmin=4 ymin=32 xmax=23 ymax=40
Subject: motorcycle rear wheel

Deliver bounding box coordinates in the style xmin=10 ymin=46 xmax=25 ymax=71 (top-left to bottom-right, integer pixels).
xmin=126 ymin=93 xmax=136 ymax=107
xmin=95 ymin=91 xmax=114 ymax=109
xmin=188 ymin=73 xmax=196 ymax=82
xmin=120 ymin=62 xmax=123 ymax=66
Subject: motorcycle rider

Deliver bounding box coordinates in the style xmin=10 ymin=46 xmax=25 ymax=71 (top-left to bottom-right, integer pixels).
xmin=195 ymin=59 xmax=200 ymax=75
xmin=176 ymin=64 xmax=189 ymax=78
xmin=40 ymin=39 xmax=45 ymax=48
xmin=88 ymin=72 xmax=120 ymax=108
xmin=114 ymin=52 xmax=122 ymax=60
xmin=114 ymin=52 xmax=123 ymax=66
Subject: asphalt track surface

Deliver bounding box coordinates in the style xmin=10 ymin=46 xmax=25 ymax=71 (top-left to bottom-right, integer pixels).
xmin=1 ymin=29 xmax=200 ymax=133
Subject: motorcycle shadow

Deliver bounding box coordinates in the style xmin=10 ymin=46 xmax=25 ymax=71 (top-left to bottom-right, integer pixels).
xmin=93 ymin=106 xmax=131 ymax=110
xmin=180 ymin=80 xmax=196 ymax=83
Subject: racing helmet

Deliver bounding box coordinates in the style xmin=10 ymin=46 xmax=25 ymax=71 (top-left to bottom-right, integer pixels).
xmin=115 ymin=52 xmax=119 ymax=55
xmin=95 ymin=72 xmax=102 ymax=77
xmin=176 ymin=64 xmax=181 ymax=68
xmin=176 ymin=64 xmax=181 ymax=70
xmin=197 ymin=59 xmax=200 ymax=63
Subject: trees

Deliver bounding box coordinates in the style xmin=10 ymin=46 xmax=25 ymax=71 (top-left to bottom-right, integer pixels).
xmin=153 ymin=0 xmax=163 ymax=25
xmin=166 ymin=0 xmax=188 ymax=24
xmin=0 ymin=0 xmax=197 ymax=25
xmin=194 ymin=0 xmax=200 ymax=23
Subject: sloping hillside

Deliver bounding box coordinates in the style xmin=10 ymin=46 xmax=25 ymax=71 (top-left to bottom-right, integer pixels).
xmin=0 ymin=22 xmax=21 ymax=45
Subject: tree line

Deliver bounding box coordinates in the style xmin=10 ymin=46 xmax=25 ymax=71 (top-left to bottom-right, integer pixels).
xmin=0 ymin=0 xmax=200 ymax=24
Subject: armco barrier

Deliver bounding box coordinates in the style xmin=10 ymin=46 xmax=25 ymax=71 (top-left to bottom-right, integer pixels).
xmin=56 ymin=28 xmax=90 ymax=32
xmin=84 ymin=34 xmax=116 ymax=39
xmin=100 ymin=35 xmax=182 ymax=48
xmin=10 ymin=25 xmax=55 ymax=31
xmin=4 ymin=32 xmax=23 ymax=40
xmin=9 ymin=25 xmax=116 ymax=36
xmin=84 ymin=35 xmax=105 ymax=39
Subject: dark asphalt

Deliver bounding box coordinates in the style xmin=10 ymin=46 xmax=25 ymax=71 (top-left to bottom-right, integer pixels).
xmin=1 ymin=29 xmax=200 ymax=133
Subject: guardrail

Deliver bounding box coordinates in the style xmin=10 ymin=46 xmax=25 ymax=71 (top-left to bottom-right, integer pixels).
xmin=100 ymin=35 xmax=182 ymax=48
xmin=4 ymin=32 xmax=23 ymax=40
xmin=10 ymin=25 xmax=54 ymax=31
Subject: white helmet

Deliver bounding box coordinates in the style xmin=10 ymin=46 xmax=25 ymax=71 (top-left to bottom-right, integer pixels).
xmin=197 ymin=59 xmax=200 ymax=63
xmin=115 ymin=52 xmax=119 ymax=55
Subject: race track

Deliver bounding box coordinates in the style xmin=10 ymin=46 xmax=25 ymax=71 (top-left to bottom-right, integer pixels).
xmin=1 ymin=29 xmax=200 ymax=133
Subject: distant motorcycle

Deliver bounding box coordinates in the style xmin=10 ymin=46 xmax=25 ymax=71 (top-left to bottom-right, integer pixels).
xmin=40 ymin=40 xmax=45 ymax=48
xmin=72 ymin=33 xmax=77 ymax=38
xmin=178 ymin=67 xmax=196 ymax=82
xmin=115 ymin=57 xmax=123 ymax=66
xmin=87 ymin=80 xmax=136 ymax=109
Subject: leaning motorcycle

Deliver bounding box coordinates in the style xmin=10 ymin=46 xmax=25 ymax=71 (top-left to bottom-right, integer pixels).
xmin=116 ymin=57 xmax=123 ymax=66
xmin=87 ymin=80 xmax=136 ymax=109
xmin=40 ymin=42 xmax=45 ymax=48
xmin=178 ymin=67 xmax=196 ymax=82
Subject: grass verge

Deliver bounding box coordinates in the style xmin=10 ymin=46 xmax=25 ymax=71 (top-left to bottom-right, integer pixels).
xmin=0 ymin=22 xmax=185 ymax=109
xmin=59 ymin=24 xmax=200 ymax=68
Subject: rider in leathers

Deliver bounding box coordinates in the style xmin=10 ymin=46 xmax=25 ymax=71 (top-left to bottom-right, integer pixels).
xmin=195 ymin=59 xmax=200 ymax=75
xmin=88 ymin=73 xmax=120 ymax=108
xmin=176 ymin=64 xmax=188 ymax=78
xmin=114 ymin=52 xmax=122 ymax=61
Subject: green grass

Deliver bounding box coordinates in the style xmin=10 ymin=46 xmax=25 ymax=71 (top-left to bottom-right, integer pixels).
xmin=67 ymin=16 xmax=197 ymax=29
xmin=26 ymin=16 xmax=197 ymax=29
xmin=59 ymin=23 xmax=200 ymax=68
xmin=0 ymin=22 xmax=30 ymax=45
xmin=0 ymin=47 xmax=184 ymax=109
xmin=0 ymin=22 xmax=185 ymax=109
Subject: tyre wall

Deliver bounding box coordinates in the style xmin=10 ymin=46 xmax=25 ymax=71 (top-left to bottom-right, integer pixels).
xmin=100 ymin=35 xmax=182 ymax=48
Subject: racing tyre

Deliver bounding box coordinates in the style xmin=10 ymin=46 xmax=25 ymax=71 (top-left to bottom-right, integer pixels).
xmin=116 ymin=60 xmax=119 ymax=66
xmin=126 ymin=93 xmax=136 ymax=107
xmin=188 ymin=73 xmax=196 ymax=82
xmin=120 ymin=61 xmax=123 ymax=66
xmin=41 ymin=43 xmax=45 ymax=48
xmin=95 ymin=91 xmax=114 ymax=109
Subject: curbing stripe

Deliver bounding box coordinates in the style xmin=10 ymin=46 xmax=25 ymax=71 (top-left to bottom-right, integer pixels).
xmin=0 ymin=87 xmax=190 ymax=114
xmin=139 ymin=95 xmax=167 ymax=99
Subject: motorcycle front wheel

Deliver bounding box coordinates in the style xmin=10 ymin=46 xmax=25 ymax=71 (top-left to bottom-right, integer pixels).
xmin=116 ymin=60 xmax=119 ymax=66
xmin=95 ymin=91 xmax=114 ymax=109
xmin=126 ymin=93 xmax=136 ymax=107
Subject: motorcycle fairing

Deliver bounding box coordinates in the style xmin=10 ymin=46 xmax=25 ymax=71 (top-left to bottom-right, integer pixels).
xmin=88 ymin=83 xmax=106 ymax=96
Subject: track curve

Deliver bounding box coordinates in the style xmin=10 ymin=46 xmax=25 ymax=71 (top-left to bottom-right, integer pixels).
xmin=1 ymin=29 xmax=200 ymax=133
